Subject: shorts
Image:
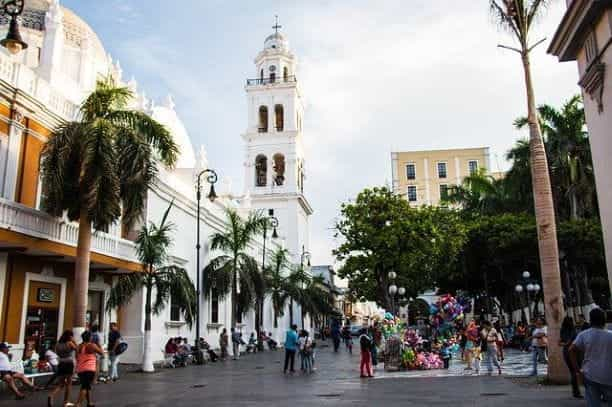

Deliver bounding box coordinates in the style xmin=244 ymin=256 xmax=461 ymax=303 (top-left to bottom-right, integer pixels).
xmin=57 ymin=361 xmax=74 ymax=376
xmin=78 ymin=371 xmax=95 ymax=390
xmin=465 ymin=340 xmax=474 ymax=350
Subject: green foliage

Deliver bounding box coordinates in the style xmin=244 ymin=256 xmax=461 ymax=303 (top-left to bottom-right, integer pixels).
xmin=334 ymin=187 xmax=467 ymax=309
xmin=107 ymin=203 xmax=196 ymax=327
xmin=41 ymin=78 xmax=178 ymax=231
xmin=203 ymin=208 xmax=267 ymax=322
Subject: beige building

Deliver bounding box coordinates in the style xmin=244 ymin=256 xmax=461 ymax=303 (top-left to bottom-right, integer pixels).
xmin=391 ymin=147 xmax=491 ymax=206
xmin=549 ymin=0 xmax=612 ymax=294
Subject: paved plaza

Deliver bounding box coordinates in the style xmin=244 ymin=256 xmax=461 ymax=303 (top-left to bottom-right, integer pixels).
xmin=1 ymin=341 xmax=581 ymax=406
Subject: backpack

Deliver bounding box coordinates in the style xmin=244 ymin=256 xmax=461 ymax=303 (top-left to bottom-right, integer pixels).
xmin=359 ymin=334 xmax=371 ymax=350
xmin=115 ymin=341 xmax=128 ymax=356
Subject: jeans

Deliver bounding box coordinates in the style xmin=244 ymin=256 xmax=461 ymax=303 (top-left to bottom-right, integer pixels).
xmin=584 ymin=377 xmax=612 ymax=407
xmin=300 ymin=351 xmax=312 ymax=372
xmin=109 ymin=354 xmax=120 ymax=380
xmin=232 ymin=343 xmax=240 ymax=359
xmin=531 ymin=347 xmax=547 ymax=375
xmin=284 ymin=349 xmax=296 ymax=372
xmin=485 ymin=346 xmax=501 ymax=373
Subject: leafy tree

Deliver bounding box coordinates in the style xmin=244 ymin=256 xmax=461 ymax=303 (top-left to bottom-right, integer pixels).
xmin=334 ymin=187 xmax=466 ymax=310
xmin=107 ymin=203 xmax=195 ymax=372
xmin=41 ymin=79 xmax=178 ymax=332
xmin=490 ymin=0 xmax=566 ymax=379
xmin=203 ymin=208 xmax=266 ymax=329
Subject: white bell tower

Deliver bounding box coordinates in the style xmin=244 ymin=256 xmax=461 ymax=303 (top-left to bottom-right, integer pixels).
xmin=242 ymin=19 xmax=312 ymax=262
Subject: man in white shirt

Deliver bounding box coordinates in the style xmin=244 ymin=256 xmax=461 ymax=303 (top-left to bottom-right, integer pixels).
xmin=530 ymin=318 xmax=547 ymax=376
xmin=570 ymin=308 xmax=612 ymax=407
xmin=0 ymin=342 xmax=38 ymax=400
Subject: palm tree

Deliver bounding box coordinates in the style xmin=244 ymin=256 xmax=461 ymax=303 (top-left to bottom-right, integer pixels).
xmin=445 ymin=169 xmax=512 ymax=215
xmin=106 ymin=203 xmax=195 ymax=372
xmin=41 ymin=78 xmax=178 ymax=335
xmin=515 ymin=95 xmax=596 ymax=220
xmin=286 ymin=264 xmax=311 ymax=327
xmin=203 ymin=208 xmax=266 ymax=330
xmin=490 ymin=0 xmax=565 ymax=381
xmin=263 ymin=247 xmax=292 ymax=328
xmin=300 ymin=275 xmax=335 ymax=330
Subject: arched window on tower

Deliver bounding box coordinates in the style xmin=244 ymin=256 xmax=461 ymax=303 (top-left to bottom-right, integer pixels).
xmin=255 ymin=155 xmax=267 ymax=187
xmin=273 ymin=153 xmax=285 ymax=186
xmin=258 ymin=106 xmax=268 ymax=133
xmin=283 ymin=67 xmax=289 ymax=82
xmin=260 ymin=68 xmax=264 ymax=83
xmin=270 ymin=72 xmax=276 ymax=83
xmin=275 ymin=105 xmax=284 ymax=131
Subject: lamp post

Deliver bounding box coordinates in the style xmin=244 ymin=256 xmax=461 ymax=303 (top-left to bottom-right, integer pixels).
xmin=1 ymin=0 xmax=28 ymax=55
xmin=258 ymin=209 xmax=278 ymax=349
xmin=386 ymin=271 xmax=404 ymax=316
xmin=195 ymin=168 xmax=218 ymax=359
xmin=514 ymin=271 xmax=541 ymax=321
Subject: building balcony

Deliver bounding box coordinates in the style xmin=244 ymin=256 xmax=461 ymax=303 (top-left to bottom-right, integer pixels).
xmin=0 ymin=197 xmax=138 ymax=263
xmin=0 ymin=52 xmax=79 ymax=121
xmin=246 ymin=75 xmax=297 ymax=86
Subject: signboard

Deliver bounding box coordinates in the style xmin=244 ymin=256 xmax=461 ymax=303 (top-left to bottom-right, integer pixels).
xmin=37 ymin=287 xmax=55 ymax=303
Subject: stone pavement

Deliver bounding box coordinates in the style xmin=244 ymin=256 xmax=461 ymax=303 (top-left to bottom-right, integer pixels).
xmin=1 ymin=341 xmax=581 ymax=406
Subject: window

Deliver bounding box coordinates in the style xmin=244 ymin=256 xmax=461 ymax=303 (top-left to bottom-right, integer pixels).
xmin=258 ymin=106 xmax=268 ymax=132
xmin=585 ymin=31 xmax=598 ymax=64
xmin=270 ymin=72 xmax=276 ymax=83
xmin=170 ymin=296 xmax=181 ymax=322
xmin=210 ymin=288 xmax=219 ymax=324
xmin=273 ymin=153 xmax=285 ymax=186
xmin=406 ymin=163 xmax=416 ymax=180
xmin=439 ymin=184 xmax=449 ymax=201
xmin=283 ymin=66 xmax=289 ymax=82
xmin=407 ymin=186 xmax=417 ymax=202
xmin=275 ymin=104 xmax=284 ymax=131
xmin=468 ymin=160 xmax=478 ymax=175
xmin=255 ymin=155 xmax=267 ymax=186
xmin=437 ymin=162 xmax=447 ymax=179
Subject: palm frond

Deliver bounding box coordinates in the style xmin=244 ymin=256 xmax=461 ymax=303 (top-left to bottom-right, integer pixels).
xmin=203 ymin=255 xmax=233 ymax=298
xmin=81 ymin=79 xmax=133 ymax=123
xmin=106 ymin=272 xmax=144 ymax=311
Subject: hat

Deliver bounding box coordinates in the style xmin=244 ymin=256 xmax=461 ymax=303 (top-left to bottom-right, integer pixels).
xmin=0 ymin=342 xmax=11 ymax=350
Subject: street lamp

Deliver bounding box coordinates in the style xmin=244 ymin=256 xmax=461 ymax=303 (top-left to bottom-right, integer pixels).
xmin=515 ymin=270 xmax=541 ymax=321
xmin=258 ymin=209 xmax=278 ymax=348
xmin=301 ymin=246 xmax=311 ymax=268
xmin=194 ymin=168 xmax=218 ymax=360
xmin=1 ymin=0 xmax=28 ymax=55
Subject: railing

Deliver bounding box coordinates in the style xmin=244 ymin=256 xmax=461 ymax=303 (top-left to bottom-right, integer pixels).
xmin=246 ymin=75 xmax=297 ymax=86
xmin=0 ymin=198 xmax=138 ymax=263
xmin=0 ymin=52 xmax=79 ymax=121
xmin=258 ymin=127 xmax=268 ymax=133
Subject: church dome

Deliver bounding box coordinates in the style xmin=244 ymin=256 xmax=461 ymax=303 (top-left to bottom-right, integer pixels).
xmin=264 ymin=32 xmax=289 ymax=51
xmin=150 ymin=96 xmax=196 ymax=169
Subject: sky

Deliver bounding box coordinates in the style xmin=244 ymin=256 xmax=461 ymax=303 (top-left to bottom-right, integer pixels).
xmin=63 ymin=0 xmax=580 ymax=265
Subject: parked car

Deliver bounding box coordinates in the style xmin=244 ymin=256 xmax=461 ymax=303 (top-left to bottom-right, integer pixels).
xmin=350 ymin=325 xmax=363 ymax=336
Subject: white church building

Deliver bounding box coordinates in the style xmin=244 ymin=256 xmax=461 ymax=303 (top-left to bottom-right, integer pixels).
xmin=0 ymin=0 xmax=312 ymax=365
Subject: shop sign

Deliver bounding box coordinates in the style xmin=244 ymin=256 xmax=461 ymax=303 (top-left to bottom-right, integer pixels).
xmin=37 ymin=287 xmax=55 ymax=303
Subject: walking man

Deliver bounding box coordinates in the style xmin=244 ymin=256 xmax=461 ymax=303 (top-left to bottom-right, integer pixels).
xmin=108 ymin=322 xmax=122 ymax=382
xmin=231 ymin=328 xmax=242 ymax=360
xmin=481 ymin=321 xmax=502 ymax=375
xmin=284 ymin=324 xmax=298 ymax=374
xmin=570 ymin=308 xmax=612 ymax=407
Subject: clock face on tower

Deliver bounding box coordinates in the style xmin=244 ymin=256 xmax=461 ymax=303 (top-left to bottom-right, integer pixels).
xmin=269 ymin=65 xmax=276 ymax=72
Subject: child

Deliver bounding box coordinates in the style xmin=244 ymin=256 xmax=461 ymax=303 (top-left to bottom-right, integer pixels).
xmin=440 ymin=342 xmax=451 ymax=369
xmin=472 ymin=344 xmax=482 ymax=374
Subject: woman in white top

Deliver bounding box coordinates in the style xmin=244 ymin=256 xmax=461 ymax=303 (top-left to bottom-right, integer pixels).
xmin=530 ymin=318 xmax=548 ymax=376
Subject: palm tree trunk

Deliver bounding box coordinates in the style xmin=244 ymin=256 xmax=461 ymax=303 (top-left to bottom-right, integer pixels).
xmin=73 ymin=207 xmax=92 ymax=339
xmin=289 ymin=299 xmax=294 ymax=326
xmin=521 ymin=50 xmax=565 ymax=383
xmin=232 ymin=258 xmax=237 ymax=329
xmin=142 ymin=280 xmax=154 ymax=373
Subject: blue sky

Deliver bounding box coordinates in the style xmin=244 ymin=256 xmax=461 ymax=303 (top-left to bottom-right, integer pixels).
xmin=63 ymin=1 xmax=580 ymax=264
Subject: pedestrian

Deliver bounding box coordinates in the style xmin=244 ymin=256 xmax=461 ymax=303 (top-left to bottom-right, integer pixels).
xmin=299 ymin=330 xmax=313 ymax=373
xmin=570 ymin=308 xmax=612 ymax=407
xmin=464 ymin=320 xmax=479 ymax=370
xmin=0 ymin=342 xmax=39 ymax=400
xmin=481 ymin=320 xmax=502 ymax=375
xmin=516 ymin=321 xmax=528 ymax=352
xmin=493 ymin=320 xmax=505 ymax=362
xmin=74 ymin=330 xmax=103 ymax=407
xmin=108 ymin=322 xmax=122 ymax=382
xmin=359 ymin=328 xmax=373 ymax=378
xmin=529 ymin=317 xmax=548 ymax=376
xmin=47 ymin=330 xmax=77 ymax=406
xmin=283 ymin=324 xmax=299 ymax=374
xmin=331 ymin=322 xmax=341 ymax=353
xmin=559 ymin=316 xmax=583 ymax=399
xmin=231 ymin=328 xmax=243 ymax=360
xmin=90 ymin=324 xmax=101 ymax=384
xmin=369 ymin=326 xmax=378 ymax=368
xmin=219 ymin=328 xmax=229 ymax=360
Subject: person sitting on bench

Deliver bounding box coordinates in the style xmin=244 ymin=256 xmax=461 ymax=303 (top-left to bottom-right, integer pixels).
xmin=0 ymin=342 xmax=39 ymax=400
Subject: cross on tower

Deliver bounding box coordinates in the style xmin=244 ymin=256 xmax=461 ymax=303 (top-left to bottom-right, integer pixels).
xmin=272 ymin=15 xmax=282 ymax=34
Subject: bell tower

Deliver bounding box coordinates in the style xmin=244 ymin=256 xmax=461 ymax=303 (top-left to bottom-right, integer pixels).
xmin=242 ymin=19 xmax=312 ymax=262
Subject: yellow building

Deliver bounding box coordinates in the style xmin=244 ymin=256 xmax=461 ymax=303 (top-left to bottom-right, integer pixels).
xmin=391 ymin=147 xmax=491 ymax=206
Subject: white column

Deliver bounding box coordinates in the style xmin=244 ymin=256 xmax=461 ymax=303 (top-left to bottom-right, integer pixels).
xmin=39 ymin=1 xmax=64 ymax=84
xmin=3 ymin=113 xmax=25 ymax=200
xmin=423 ymin=158 xmax=430 ymax=204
